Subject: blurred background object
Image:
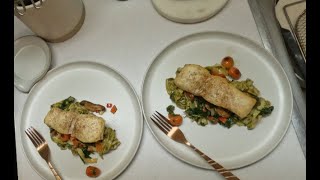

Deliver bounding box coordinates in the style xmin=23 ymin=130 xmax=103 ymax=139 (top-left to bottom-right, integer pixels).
xmin=14 ymin=35 xmax=51 ymax=93
xmin=151 ymin=0 xmax=229 ymax=24
xmin=275 ymin=0 xmax=306 ymax=89
xmin=14 ymin=0 xmax=85 ymax=43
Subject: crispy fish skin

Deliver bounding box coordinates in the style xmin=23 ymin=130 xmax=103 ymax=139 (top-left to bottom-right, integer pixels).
xmin=44 ymin=107 xmax=105 ymax=143
xmin=174 ymin=64 xmax=256 ymax=119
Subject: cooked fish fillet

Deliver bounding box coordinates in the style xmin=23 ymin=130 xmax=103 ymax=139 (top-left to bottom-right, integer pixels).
xmin=44 ymin=107 xmax=105 ymax=143
xmin=44 ymin=107 xmax=77 ymax=134
xmin=72 ymin=114 xmax=105 ymax=143
xmin=174 ymin=64 xmax=211 ymax=96
xmin=174 ymin=64 xmax=256 ymax=119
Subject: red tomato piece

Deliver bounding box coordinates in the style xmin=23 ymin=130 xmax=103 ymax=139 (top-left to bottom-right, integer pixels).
xmin=221 ymin=56 xmax=234 ymax=69
xmin=86 ymin=166 xmax=101 ymax=178
xmin=228 ymin=67 xmax=241 ymax=80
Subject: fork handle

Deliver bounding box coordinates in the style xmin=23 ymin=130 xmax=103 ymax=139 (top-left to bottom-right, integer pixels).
xmin=48 ymin=161 xmax=62 ymax=180
xmin=185 ymin=142 xmax=240 ymax=180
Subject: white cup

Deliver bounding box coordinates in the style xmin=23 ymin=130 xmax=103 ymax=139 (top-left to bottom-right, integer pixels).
xmin=14 ymin=0 xmax=85 ymax=43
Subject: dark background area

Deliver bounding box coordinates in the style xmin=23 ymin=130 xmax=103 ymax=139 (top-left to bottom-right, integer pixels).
xmin=7 ymin=0 xmax=18 ymax=180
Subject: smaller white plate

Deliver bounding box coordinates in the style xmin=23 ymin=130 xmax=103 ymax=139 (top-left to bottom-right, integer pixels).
xmin=14 ymin=35 xmax=51 ymax=93
xmin=152 ymin=0 xmax=229 ymax=23
xmin=21 ymin=61 xmax=143 ymax=180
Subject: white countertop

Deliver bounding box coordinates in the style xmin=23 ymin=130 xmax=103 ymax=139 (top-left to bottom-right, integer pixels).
xmin=14 ymin=0 xmax=306 ymax=179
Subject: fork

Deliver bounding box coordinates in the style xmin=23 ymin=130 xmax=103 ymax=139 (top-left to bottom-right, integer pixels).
xmin=150 ymin=111 xmax=240 ymax=180
xmin=25 ymin=127 xmax=62 ymax=180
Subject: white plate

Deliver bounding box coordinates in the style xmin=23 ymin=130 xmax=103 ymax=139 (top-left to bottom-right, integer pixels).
xmin=14 ymin=35 xmax=51 ymax=93
xmin=142 ymin=31 xmax=292 ymax=169
xmin=21 ymin=61 xmax=143 ymax=180
xmin=151 ymin=0 xmax=229 ymax=24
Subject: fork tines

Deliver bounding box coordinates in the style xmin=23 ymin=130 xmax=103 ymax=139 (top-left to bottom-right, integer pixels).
xmin=150 ymin=111 xmax=172 ymax=134
xmin=25 ymin=126 xmax=46 ymax=148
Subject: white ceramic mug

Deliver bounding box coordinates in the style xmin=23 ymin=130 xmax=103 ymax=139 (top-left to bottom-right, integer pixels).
xmin=14 ymin=0 xmax=85 ymax=43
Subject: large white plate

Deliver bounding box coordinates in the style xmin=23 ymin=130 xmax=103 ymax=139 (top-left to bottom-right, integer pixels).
xmin=21 ymin=61 xmax=143 ymax=180
xmin=142 ymin=31 xmax=292 ymax=169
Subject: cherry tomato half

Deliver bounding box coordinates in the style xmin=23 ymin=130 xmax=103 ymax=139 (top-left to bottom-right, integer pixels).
xmin=86 ymin=166 xmax=101 ymax=178
xmin=168 ymin=114 xmax=183 ymax=126
xmin=218 ymin=117 xmax=228 ymax=123
xmin=228 ymin=66 xmax=241 ymax=80
xmin=221 ymin=56 xmax=234 ymax=69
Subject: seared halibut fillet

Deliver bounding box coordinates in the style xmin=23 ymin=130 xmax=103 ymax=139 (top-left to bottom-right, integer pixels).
xmin=44 ymin=107 xmax=105 ymax=143
xmin=174 ymin=64 xmax=211 ymax=96
xmin=174 ymin=64 xmax=256 ymax=119
xmin=44 ymin=107 xmax=77 ymax=134
xmin=72 ymin=114 xmax=105 ymax=143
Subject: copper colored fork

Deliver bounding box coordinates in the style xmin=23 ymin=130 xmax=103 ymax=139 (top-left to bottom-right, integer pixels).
xmin=151 ymin=111 xmax=240 ymax=180
xmin=25 ymin=127 xmax=62 ymax=180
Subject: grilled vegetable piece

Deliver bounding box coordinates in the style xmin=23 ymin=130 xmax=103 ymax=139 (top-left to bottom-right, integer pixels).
xmin=80 ymin=100 xmax=106 ymax=114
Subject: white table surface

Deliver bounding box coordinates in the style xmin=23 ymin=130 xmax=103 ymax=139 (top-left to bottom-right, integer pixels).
xmin=14 ymin=0 xmax=306 ymax=179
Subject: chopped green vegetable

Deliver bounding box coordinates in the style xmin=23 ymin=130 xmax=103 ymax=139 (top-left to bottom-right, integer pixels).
xmin=166 ymin=78 xmax=189 ymax=109
xmin=99 ymin=127 xmax=121 ymax=157
xmin=51 ymin=96 xmax=76 ymax=110
xmin=166 ymin=105 xmax=175 ymax=115
xmin=219 ymin=116 xmax=236 ymax=128
xmin=260 ymin=106 xmax=274 ymax=116
xmin=82 ymin=148 xmax=91 ymax=158
xmin=230 ymin=79 xmax=260 ymax=96
xmin=67 ymin=102 xmax=89 ymax=114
